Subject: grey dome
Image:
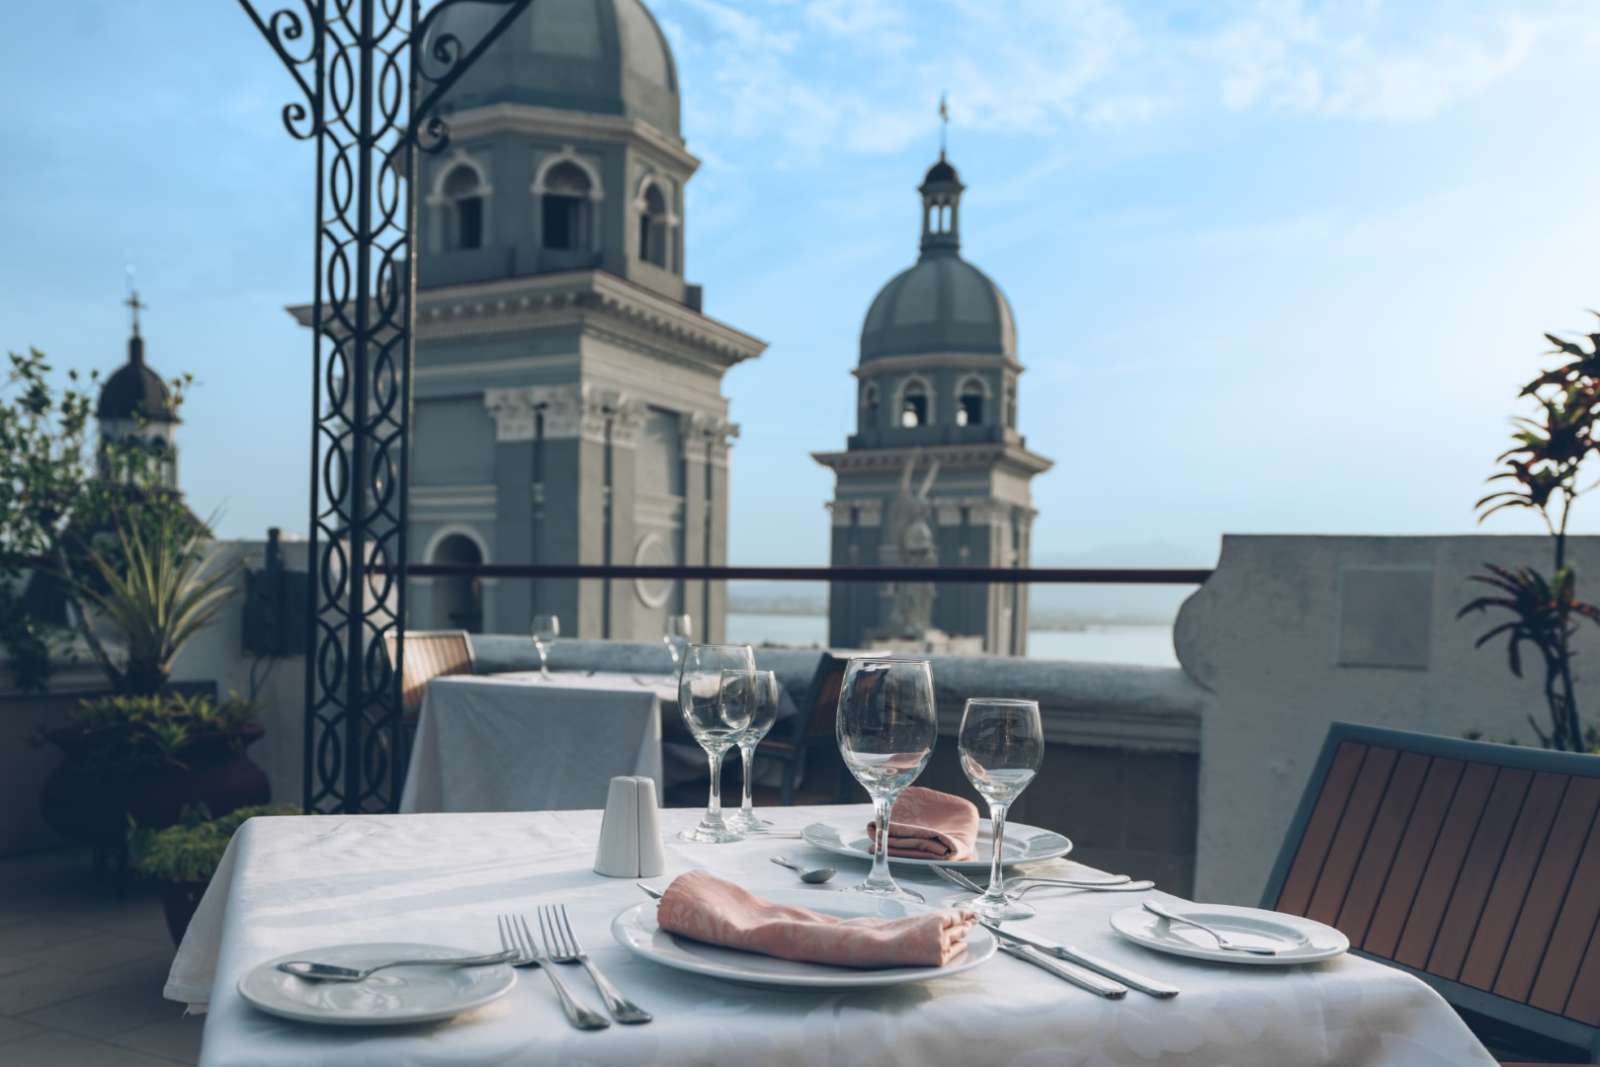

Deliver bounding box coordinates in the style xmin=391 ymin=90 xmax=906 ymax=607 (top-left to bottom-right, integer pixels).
xmin=431 ymin=0 xmax=680 ymax=138
xmin=860 ymin=256 xmax=1015 ymax=362
xmin=97 ymin=336 xmax=176 ymax=423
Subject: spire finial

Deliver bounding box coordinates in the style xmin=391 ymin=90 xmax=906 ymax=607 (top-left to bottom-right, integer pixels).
xmin=124 ymin=265 xmax=145 ymax=339
xmin=938 ymin=92 xmax=949 ymax=158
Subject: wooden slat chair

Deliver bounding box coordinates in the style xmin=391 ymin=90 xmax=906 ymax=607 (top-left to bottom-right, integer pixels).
xmin=384 ymin=629 xmax=475 ymax=716
xmin=383 ymin=630 xmax=474 ymax=786
xmin=757 ymin=653 xmax=852 ymax=805
xmin=1264 ymin=722 xmax=1600 ymax=1064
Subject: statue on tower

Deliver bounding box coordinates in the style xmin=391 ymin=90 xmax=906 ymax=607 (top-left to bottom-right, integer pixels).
xmin=880 ymin=458 xmax=940 ymax=638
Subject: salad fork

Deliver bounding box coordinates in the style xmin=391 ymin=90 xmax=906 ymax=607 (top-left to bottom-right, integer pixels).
xmin=538 ymin=904 xmax=652 ymax=1024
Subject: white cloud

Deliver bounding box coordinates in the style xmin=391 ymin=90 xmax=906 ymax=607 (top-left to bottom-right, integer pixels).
xmin=654 ymin=0 xmax=1579 ymax=170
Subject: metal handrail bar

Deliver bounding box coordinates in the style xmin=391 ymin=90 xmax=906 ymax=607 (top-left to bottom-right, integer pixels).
xmin=395 ymin=563 xmax=1212 ymax=584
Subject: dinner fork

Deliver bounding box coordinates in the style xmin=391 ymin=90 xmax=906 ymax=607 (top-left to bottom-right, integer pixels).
xmin=497 ymin=913 xmax=610 ymax=1030
xmin=539 ymin=904 xmax=652 ymax=1024
xmin=934 ymin=865 xmax=1147 ymax=896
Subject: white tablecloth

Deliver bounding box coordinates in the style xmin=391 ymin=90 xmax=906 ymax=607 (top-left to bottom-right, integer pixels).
xmin=399 ymin=672 xmax=669 ymax=813
xmin=167 ymin=805 xmax=1494 ymax=1067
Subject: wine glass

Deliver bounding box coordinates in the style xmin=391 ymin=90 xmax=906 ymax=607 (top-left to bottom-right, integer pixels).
xmin=663 ymin=613 xmax=693 ymax=668
xmin=836 ymin=657 xmax=937 ymax=900
xmin=531 ymin=614 xmax=559 ymax=679
xmin=727 ymin=670 xmax=781 ymax=833
xmin=955 ymin=698 xmax=1044 ymax=921
xmin=677 ymin=644 xmax=755 ymax=843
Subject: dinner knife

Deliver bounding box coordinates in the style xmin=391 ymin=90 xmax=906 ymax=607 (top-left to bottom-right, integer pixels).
xmin=997 ymin=941 xmax=1127 ymax=998
xmin=983 ymin=922 xmax=1179 ymax=998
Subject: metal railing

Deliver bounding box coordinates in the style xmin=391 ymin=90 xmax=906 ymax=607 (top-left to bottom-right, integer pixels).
xmin=399 ymin=563 xmax=1213 ymax=584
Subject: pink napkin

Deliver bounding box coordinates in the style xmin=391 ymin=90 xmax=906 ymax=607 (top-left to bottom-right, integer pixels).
xmin=867 ymin=787 xmax=981 ymax=861
xmin=656 ymin=870 xmax=977 ymax=968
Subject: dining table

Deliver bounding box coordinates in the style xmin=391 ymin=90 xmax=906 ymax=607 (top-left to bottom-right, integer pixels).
xmin=399 ymin=670 xmax=800 ymax=814
xmin=165 ymin=803 xmax=1497 ymax=1067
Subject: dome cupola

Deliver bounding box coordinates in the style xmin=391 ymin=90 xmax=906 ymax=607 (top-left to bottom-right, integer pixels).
xmin=859 ymin=153 xmax=1015 ymax=363
xmin=430 ymin=0 xmax=681 ymax=139
xmin=97 ymin=292 xmax=176 ymax=424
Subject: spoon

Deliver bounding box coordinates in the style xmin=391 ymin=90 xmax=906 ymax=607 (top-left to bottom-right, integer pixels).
xmin=770 ymin=856 xmax=837 ymax=884
xmin=277 ymin=949 xmax=517 ymax=982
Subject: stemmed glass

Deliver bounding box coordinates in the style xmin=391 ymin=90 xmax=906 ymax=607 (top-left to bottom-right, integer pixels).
xmin=955 ymin=698 xmax=1044 ymax=921
xmin=836 ymin=657 xmax=937 ymax=900
xmin=726 ymin=670 xmax=781 ymax=834
xmin=531 ymin=614 xmax=560 ymax=679
xmin=663 ymin=614 xmax=693 ymax=669
xmin=677 ymin=644 xmax=755 ymax=843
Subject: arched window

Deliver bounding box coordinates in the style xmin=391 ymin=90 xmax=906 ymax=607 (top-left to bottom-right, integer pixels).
xmin=1005 ymin=380 xmax=1018 ymax=429
xmin=638 ymin=182 xmax=670 ymax=269
xmin=541 ymin=161 xmax=592 ymax=251
xmin=431 ymin=531 xmax=484 ymax=632
xmin=861 ymin=383 xmax=880 ymax=429
xmin=956 ymin=378 xmax=985 ymax=427
xmin=900 ymin=379 xmax=929 ymax=428
xmin=443 ymin=166 xmax=484 ymax=251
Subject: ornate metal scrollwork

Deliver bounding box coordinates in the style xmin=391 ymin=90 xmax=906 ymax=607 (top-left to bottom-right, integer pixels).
xmin=240 ymin=0 xmax=533 ymax=812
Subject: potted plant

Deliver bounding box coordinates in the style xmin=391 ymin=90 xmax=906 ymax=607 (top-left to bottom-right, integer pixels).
xmin=38 ymin=690 xmax=271 ymax=858
xmin=129 ymin=803 xmax=299 ymax=945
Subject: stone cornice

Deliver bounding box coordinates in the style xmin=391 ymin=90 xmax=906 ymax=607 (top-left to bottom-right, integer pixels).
xmin=854 ymin=352 xmax=1025 ymax=378
xmin=286 ymin=269 xmax=767 ymax=375
xmin=442 ymin=102 xmax=700 ymax=176
xmin=812 ymin=442 xmax=1053 ymax=478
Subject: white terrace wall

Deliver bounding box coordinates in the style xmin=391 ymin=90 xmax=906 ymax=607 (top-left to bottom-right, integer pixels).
xmin=1177 ymin=534 xmax=1600 ymax=907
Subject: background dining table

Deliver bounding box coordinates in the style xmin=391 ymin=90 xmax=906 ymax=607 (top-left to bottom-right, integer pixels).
xmin=401 ymin=669 xmax=800 ymax=813
xmin=166 ymin=804 xmax=1496 ymax=1066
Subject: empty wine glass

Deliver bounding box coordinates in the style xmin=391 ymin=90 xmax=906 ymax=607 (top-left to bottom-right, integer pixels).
xmin=727 ymin=670 xmax=781 ymax=834
xmin=663 ymin=614 xmax=693 ymax=668
xmin=531 ymin=614 xmax=559 ymax=679
xmin=955 ymin=698 xmax=1044 ymax=921
xmin=677 ymin=645 xmax=755 ymax=843
xmin=836 ymin=657 xmax=937 ymax=900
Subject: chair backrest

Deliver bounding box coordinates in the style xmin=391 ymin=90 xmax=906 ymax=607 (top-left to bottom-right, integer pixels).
xmin=384 ymin=630 xmax=474 ymax=715
xmin=797 ymin=652 xmax=849 ymax=742
xmin=1264 ymin=722 xmax=1600 ymax=1058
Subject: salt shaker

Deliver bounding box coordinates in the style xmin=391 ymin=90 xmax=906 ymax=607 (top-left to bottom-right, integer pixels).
xmin=594 ymin=776 xmax=666 ymax=878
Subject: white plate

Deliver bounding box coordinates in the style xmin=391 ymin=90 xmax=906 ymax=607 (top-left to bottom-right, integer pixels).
xmin=238 ymin=943 xmax=517 ymax=1026
xmin=612 ymin=888 xmax=996 ymax=989
xmin=802 ymin=819 xmax=1072 ymax=872
xmin=1109 ymin=903 xmax=1349 ymax=966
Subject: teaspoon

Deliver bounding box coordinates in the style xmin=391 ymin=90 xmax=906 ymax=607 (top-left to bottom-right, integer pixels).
xmin=770 ymin=856 xmax=837 ymax=884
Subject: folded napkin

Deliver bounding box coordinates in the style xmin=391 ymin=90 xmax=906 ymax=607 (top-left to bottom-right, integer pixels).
xmin=867 ymin=787 xmax=981 ymax=861
xmin=656 ymin=870 xmax=977 ymax=968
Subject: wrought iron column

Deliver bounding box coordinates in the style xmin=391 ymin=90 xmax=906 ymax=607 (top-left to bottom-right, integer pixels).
xmin=241 ymin=0 xmax=532 ymax=812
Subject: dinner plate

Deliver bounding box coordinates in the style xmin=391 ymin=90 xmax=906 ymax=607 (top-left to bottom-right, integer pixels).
xmin=238 ymin=943 xmax=517 ymax=1026
xmin=612 ymin=888 xmax=996 ymax=989
xmin=1109 ymin=903 xmax=1349 ymax=966
xmin=801 ymin=819 xmax=1072 ymax=872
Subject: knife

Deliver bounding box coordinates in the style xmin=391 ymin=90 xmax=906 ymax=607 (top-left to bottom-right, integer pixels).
xmin=983 ymin=922 xmax=1179 ymax=998
xmin=997 ymin=941 xmax=1127 ymax=998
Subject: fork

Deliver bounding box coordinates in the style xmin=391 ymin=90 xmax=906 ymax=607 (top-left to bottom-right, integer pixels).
xmin=1142 ymin=901 xmax=1284 ymax=956
xmin=497 ymin=913 xmax=610 ymax=1030
xmin=934 ymin=865 xmax=1145 ymax=896
xmin=538 ymin=904 xmax=652 ymax=1024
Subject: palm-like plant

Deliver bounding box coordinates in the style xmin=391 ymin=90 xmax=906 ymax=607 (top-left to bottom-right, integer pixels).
xmin=69 ymin=516 xmax=238 ymax=695
xmin=1461 ymin=324 xmax=1600 ymax=751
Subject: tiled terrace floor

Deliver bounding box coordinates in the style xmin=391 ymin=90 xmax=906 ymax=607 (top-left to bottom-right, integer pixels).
xmin=0 ymin=849 xmax=201 ymax=1066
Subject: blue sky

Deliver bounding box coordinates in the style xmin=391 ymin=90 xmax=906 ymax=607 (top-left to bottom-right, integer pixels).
xmin=2 ymin=0 xmax=1597 ymax=573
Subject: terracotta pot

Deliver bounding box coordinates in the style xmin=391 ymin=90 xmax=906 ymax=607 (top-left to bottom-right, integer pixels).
xmin=161 ymin=881 xmax=209 ymax=945
xmin=39 ymin=724 xmax=271 ymax=846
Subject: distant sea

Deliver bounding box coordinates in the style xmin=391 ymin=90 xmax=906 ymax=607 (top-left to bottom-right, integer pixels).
xmin=725 ymin=612 xmax=1178 ymax=668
